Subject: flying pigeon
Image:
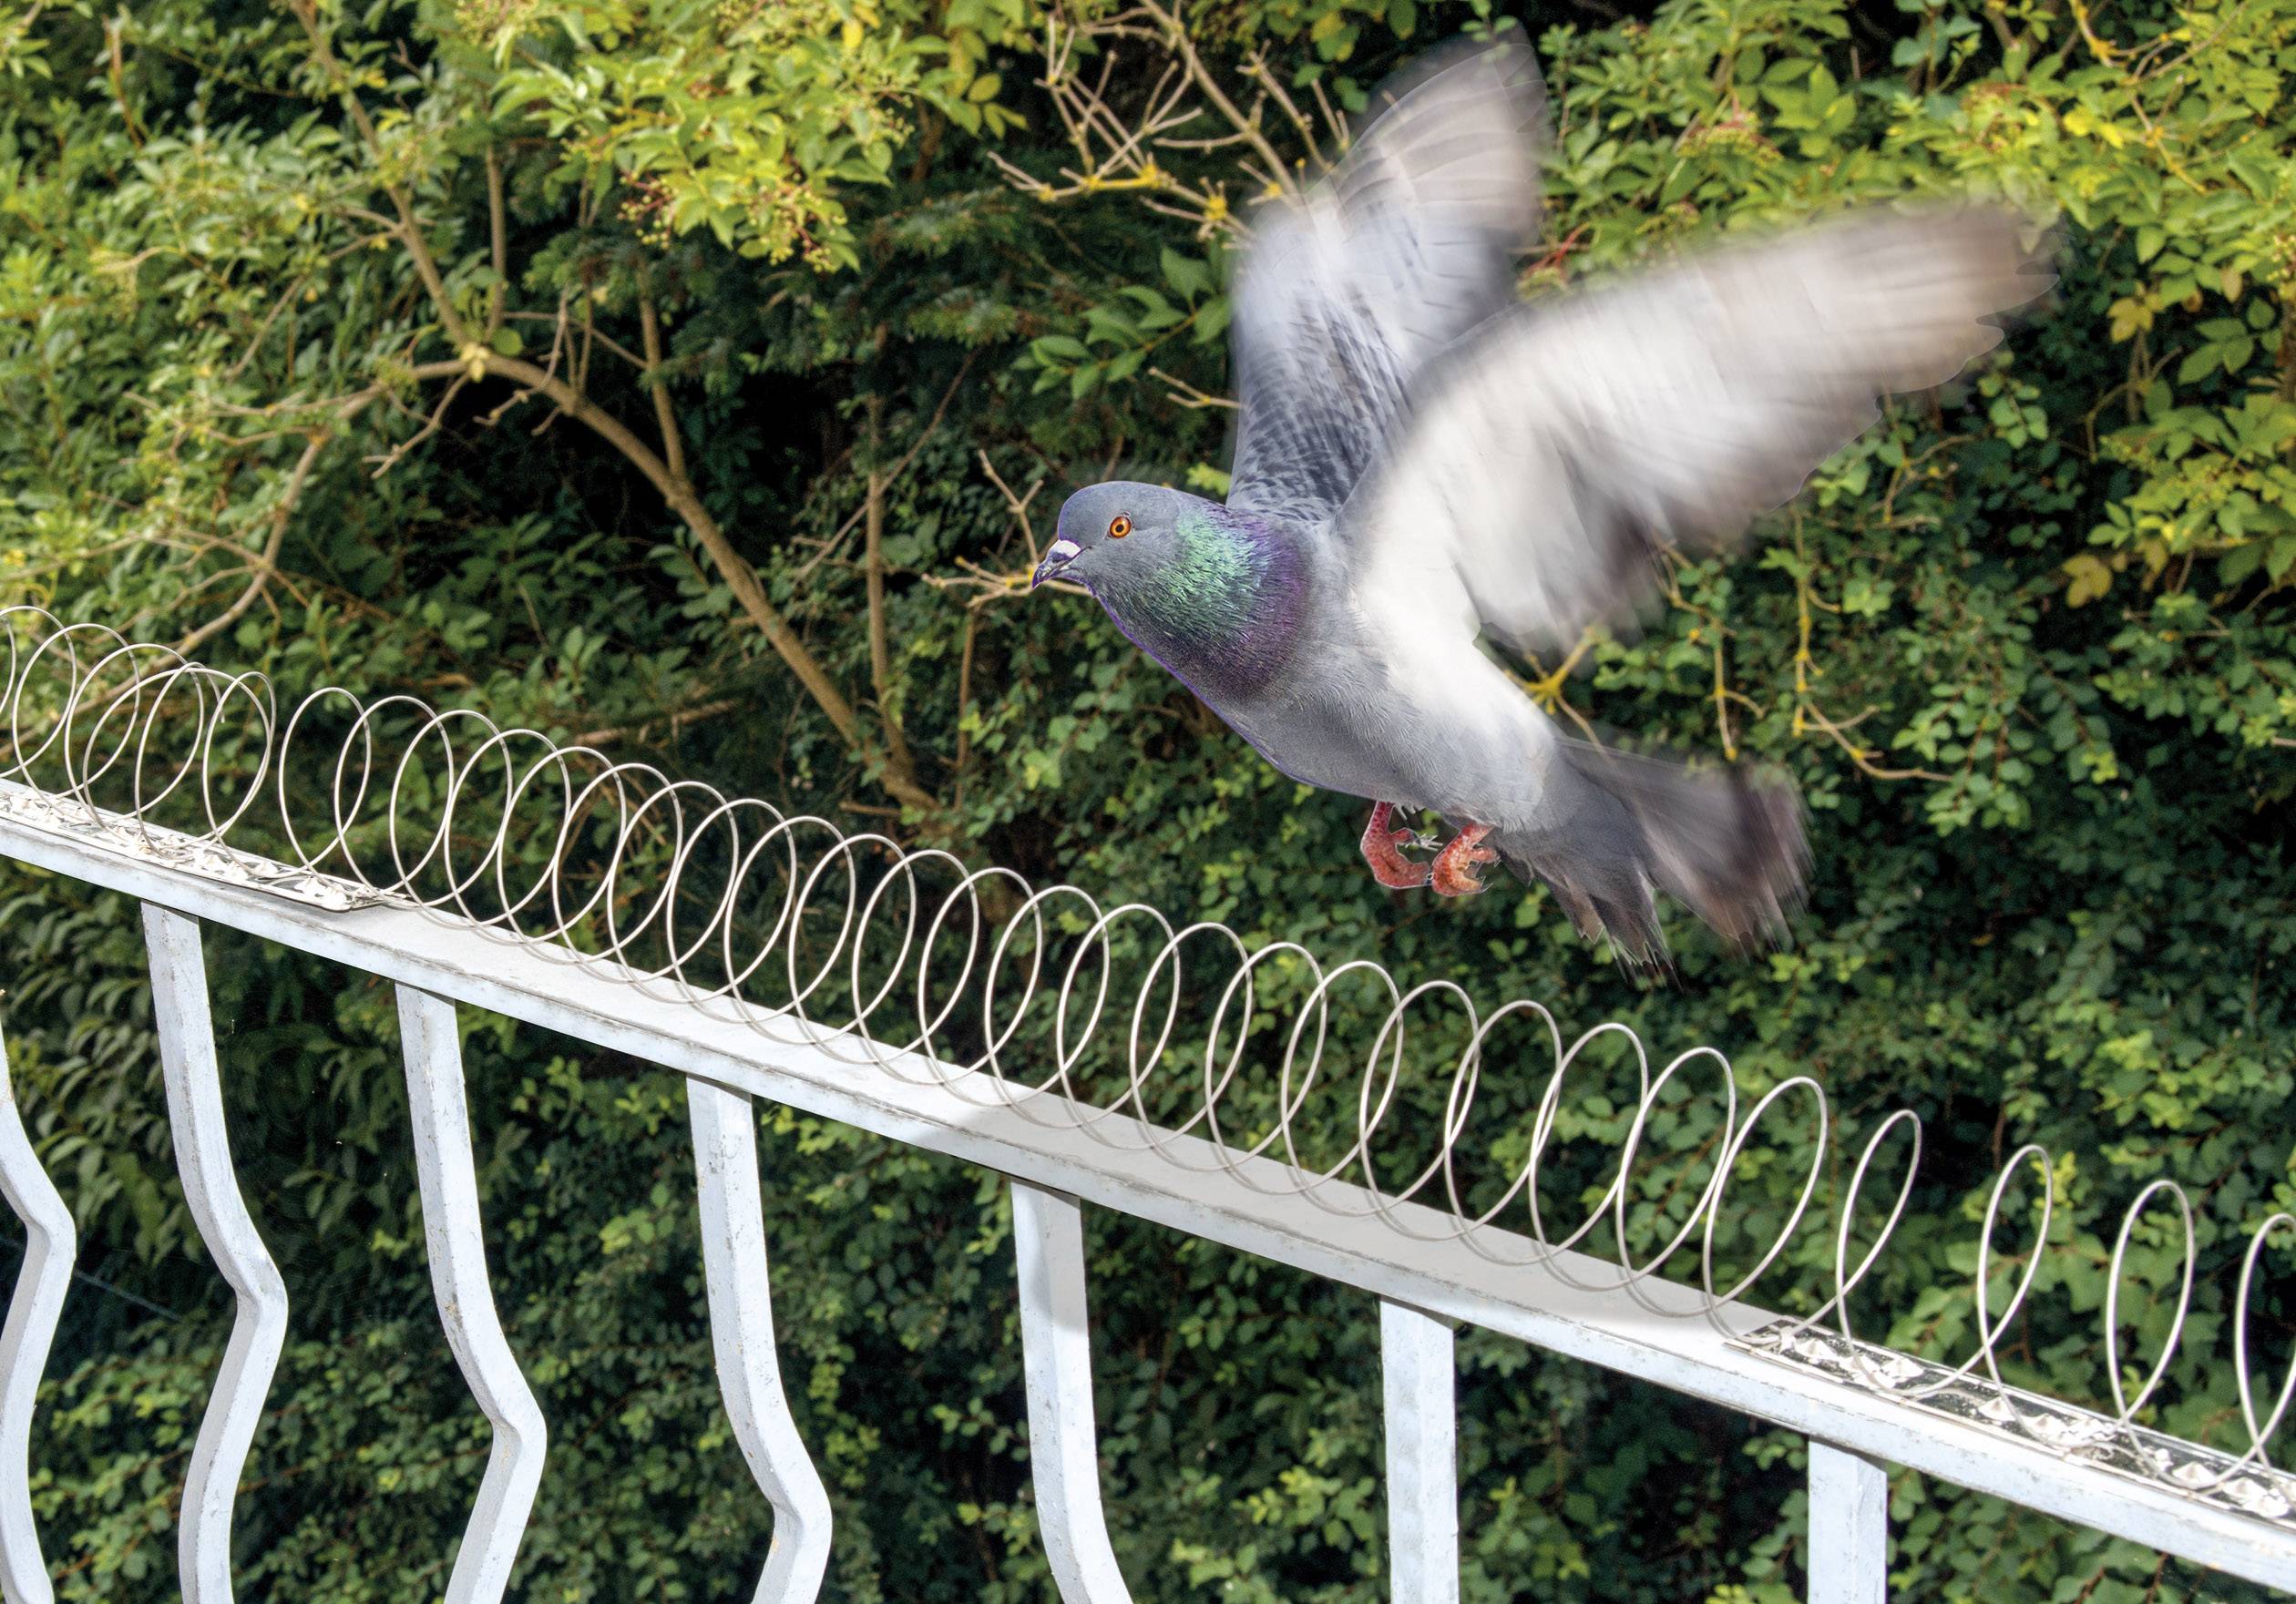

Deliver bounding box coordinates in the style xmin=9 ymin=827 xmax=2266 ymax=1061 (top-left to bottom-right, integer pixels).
xmin=1030 ymin=38 xmax=2052 ymax=962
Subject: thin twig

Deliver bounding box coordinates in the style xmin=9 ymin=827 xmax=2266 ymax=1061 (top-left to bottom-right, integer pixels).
xmin=366 ymin=373 xmax=466 ymax=477
xmin=1801 ymin=701 xmax=1949 ymax=782
xmin=503 ymin=312 xmax=642 ymax=369
xmin=977 ymin=452 xmax=1045 ymax=564
xmin=926 ymin=557 xmax=1089 ymax=602
xmin=953 ymin=608 xmax=979 ymax=813
xmin=177 ymin=407 xmax=343 ymax=655
xmin=1134 ymin=0 xmax=1299 ymax=199
xmin=1148 ymin=366 xmax=1237 ymax=410
xmin=1239 ymin=49 xmax=1327 ymax=173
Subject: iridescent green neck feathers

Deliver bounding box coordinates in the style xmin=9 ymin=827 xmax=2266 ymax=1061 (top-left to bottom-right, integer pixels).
xmin=1093 ymin=510 xmax=1307 ymax=701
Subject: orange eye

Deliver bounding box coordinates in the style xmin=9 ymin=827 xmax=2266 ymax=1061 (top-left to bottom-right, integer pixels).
xmin=1107 ymin=515 xmax=1133 ymax=539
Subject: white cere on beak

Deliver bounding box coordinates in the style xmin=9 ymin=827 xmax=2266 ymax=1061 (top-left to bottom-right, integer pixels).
xmin=1032 ymin=536 xmax=1086 ymax=590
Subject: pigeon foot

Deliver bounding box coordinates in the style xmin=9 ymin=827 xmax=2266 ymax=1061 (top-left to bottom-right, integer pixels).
xmin=1431 ymin=822 xmax=1499 ymax=896
xmin=1360 ymin=802 xmax=1431 ymax=890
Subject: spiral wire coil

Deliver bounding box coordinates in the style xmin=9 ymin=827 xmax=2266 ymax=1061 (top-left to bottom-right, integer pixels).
xmin=0 ymin=604 xmax=2289 ymax=1519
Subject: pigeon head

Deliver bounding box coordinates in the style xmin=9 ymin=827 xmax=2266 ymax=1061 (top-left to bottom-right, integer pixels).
xmin=1033 ymin=482 xmax=1208 ymax=592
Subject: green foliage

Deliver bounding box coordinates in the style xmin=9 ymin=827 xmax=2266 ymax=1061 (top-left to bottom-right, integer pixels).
xmin=485 ymin=0 xmax=1030 ymax=267
xmin=1 ymin=0 xmax=2293 ymax=1599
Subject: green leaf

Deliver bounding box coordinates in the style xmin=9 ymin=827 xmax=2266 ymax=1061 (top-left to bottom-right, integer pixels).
xmin=2219 ymin=540 xmax=2266 ymax=585
xmin=1160 ymin=248 xmax=1213 ymax=302
xmin=2269 ymin=535 xmax=2296 ymax=582
xmin=2062 ymin=554 xmax=2112 ymax=607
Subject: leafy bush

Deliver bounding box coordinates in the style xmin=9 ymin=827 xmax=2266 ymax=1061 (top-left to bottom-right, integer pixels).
xmin=1 ymin=0 xmax=2291 ymax=1598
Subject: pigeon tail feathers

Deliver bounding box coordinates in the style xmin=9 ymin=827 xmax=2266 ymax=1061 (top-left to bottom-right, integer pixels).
xmin=1495 ymin=741 xmax=1807 ymax=965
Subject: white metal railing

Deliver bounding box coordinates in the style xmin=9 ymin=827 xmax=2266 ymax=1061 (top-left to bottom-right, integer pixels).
xmin=0 ymin=605 xmax=2290 ymax=1599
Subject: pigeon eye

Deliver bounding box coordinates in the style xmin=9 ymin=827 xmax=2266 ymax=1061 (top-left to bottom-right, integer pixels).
xmin=1107 ymin=515 xmax=1133 ymax=539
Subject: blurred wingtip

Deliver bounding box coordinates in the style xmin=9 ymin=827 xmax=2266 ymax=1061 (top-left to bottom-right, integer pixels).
xmin=1337 ymin=27 xmax=1553 ymax=242
xmin=1364 ymin=26 xmax=1551 ymax=128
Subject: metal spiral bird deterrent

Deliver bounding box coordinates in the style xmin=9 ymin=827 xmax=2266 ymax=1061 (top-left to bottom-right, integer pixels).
xmin=0 ymin=602 xmax=2291 ymax=1534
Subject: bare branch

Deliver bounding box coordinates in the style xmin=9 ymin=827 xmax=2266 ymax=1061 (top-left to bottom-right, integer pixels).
xmin=932 ymin=455 xmax=1088 ymax=606
xmin=1239 ymin=48 xmax=1326 ymax=174
xmin=366 ymin=373 xmax=467 ymax=477
xmin=571 ymin=695 xmax=743 ymax=748
xmin=637 ymin=289 xmax=687 ymax=484
xmin=977 ymin=451 xmax=1045 ymax=564
xmin=991 ymin=0 xmax=1304 ymax=238
xmin=796 ymin=355 xmax=975 ymax=579
xmin=1307 ymin=74 xmax=1348 ymax=155
xmin=470 ymin=352 xmax=938 ymax=813
xmin=290 ymin=3 xmax=475 ymax=349
xmin=486 ymin=145 xmax=508 ymax=336
xmin=283 ymin=5 xmax=938 ymax=814
xmin=1133 ymin=0 xmax=1299 ymax=199
xmin=862 ymin=392 xmax=916 ymax=778
xmin=1801 ymin=700 xmax=1950 ymax=783
xmin=504 ymin=312 xmax=642 ymax=369
xmin=174 ymin=366 xmax=462 ymax=658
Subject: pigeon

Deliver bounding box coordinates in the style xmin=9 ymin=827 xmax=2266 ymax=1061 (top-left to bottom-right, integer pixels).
xmin=1029 ymin=37 xmax=2053 ymax=963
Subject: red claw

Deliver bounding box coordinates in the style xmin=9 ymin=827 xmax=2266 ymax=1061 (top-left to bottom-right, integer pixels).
xmin=1360 ymin=802 xmax=1431 ymax=890
xmin=1430 ymin=822 xmax=1499 ymax=897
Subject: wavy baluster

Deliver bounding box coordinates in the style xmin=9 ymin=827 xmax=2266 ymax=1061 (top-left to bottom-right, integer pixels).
xmin=144 ymin=906 xmax=288 ymax=1604
xmin=395 ymin=986 xmax=548 ymax=1604
xmin=0 ymin=1019 xmax=73 ymax=1604
xmin=685 ymin=1079 xmax=833 ymax=1601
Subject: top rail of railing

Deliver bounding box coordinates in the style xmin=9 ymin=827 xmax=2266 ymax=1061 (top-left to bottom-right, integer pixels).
xmin=0 ymin=603 xmax=2291 ymax=1583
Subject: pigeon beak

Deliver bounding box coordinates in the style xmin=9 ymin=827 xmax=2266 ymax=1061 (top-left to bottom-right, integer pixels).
xmin=1031 ymin=537 xmax=1083 ymax=591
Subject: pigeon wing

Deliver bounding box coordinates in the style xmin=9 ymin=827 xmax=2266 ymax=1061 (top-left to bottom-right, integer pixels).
xmin=1224 ymin=39 xmax=1548 ymax=522
xmin=1341 ymin=205 xmax=2055 ymax=656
